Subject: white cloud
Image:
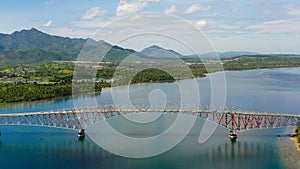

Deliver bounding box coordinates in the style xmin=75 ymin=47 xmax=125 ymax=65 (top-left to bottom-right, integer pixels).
xmin=185 ymin=4 xmax=211 ymax=14
xmin=194 ymin=19 xmax=207 ymax=29
xmin=164 ymin=5 xmax=177 ymax=14
xmin=130 ymin=15 xmax=143 ymax=21
xmin=213 ymin=12 xmax=218 ymax=17
xmin=116 ymin=0 xmax=160 ymax=17
xmin=287 ymin=7 xmax=300 ymax=16
xmin=247 ymin=19 xmax=300 ymax=33
xmin=81 ymin=7 xmax=106 ymax=20
xmin=42 ymin=20 xmax=53 ymax=27
xmin=231 ymin=8 xmax=238 ymax=13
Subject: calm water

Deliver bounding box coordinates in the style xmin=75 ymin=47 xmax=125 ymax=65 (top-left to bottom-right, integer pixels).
xmin=1 ymin=68 xmax=300 ymax=169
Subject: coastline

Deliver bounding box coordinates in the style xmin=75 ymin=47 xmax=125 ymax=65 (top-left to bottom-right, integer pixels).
xmin=290 ymin=136 xmax=300 ymax=153
xmin=1 ymin=66 xmax=300 ymax=104
xmin=278 ymin=137 xmax=300 ymax=169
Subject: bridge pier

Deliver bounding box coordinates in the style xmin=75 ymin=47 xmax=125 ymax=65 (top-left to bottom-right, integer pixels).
xmin=77 ymin=129 xmax=85 ymax=140
xmin=228 ymin=130 xmax=237 ymax=142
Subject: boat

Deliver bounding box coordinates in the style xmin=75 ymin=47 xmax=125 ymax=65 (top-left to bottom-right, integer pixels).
xmin=228 ymin=130 xmax=237 ymax=140
xmin=77 ymin=129 xmax=85 ymax=138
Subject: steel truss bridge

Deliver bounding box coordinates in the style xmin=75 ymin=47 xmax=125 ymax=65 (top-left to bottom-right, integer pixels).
xmin=0 ymin=105 xmax=299 ymax=132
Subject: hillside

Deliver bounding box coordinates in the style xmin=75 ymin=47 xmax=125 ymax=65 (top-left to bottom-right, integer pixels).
xmin=140 ymin=45 xmax=183 ymax=59
xmin=0 ymin=28 xmax=136 ymax=69
xmin=1 ymin=28 xmax=300 ymax=70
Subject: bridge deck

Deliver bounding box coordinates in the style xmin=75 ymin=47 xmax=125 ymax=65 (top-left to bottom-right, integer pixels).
xmin=1 ymin=109 xmax=300 ymax=117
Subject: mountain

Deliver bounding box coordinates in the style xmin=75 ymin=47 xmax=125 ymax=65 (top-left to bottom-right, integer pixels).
xmin=186 ymin=51 xmax=260 ymax=59
xmin=218 ymin=51 xmax=260 ymax=58
xmin=0 ymin=28 xmax=85 ymax=53
xmin=1 ymin=28 xmax=295 ymax=69
xmin=140 ymin=45 xmax=183 ymax=59
xmin=0 ymin=28 xmax=136 ymax=68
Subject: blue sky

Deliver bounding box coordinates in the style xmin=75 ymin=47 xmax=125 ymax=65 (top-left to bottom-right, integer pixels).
xmin=1 ymin=0 xmax=300 ymax=54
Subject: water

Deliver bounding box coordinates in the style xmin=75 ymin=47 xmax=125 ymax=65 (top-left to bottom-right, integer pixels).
xmin=1 ymin=67 xmax=300 ymax=169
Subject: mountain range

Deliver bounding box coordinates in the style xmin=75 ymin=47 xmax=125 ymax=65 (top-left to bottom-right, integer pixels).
xmin=1 ymin=28 xmax=294 ymax=69
xmin=0 ymin=28 xmax=140 ymax=68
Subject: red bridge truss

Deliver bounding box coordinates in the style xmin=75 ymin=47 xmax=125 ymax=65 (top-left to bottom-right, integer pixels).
xmin=0 ymin=105 xmax=299 ymax=131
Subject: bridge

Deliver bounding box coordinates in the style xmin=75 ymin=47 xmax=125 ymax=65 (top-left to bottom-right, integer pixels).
xmin=0 ymin=105 xmax=299 ymax=132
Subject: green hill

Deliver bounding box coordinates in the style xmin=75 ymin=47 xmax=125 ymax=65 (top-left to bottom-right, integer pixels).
xmin=0 ymin=28 xmax=136 ymax=69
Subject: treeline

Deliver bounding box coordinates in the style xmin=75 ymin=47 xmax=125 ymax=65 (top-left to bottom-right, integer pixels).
xmin=223 ymin=56 xmax=300 ymax=70
xmin=294 ymin=122 xmax=300 ymax=143
xmin=0 ymin=81 xmax=110 ymax=103
xmin=130 ymin=68 xmax=175 ymax=84
xmin=0 ymin=83 xmax=71 ymax=102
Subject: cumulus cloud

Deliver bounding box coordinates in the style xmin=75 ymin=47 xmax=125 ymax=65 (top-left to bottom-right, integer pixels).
xmin=164 ymin=5 xmax=177 ymax=14
xmin=116 ymin=0 xmax=160 ymax=16
xmin=185 ymin=4 xmax=211 ymax=14
xmin=42 ymin=20 xmax=53 ymax=27
xmin=194 ymin=19 xmax=207 ymax=29
xmin=81 ymin=7 xmax=106 ymax=20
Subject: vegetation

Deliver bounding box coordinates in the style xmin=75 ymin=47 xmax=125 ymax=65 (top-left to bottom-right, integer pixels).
xmin=2 ymin=54 xmax=300 ymax=103
xmin=0 ymin=28 xmax=137 ymax=69
xmin=295 ymin=121 xmax=300 ymax=143
xmin=1 ymin=29 xmax=300 ymax=103
xmin=189 ymin=65 xmax=207 ymax=78
xmin=0 ymin=83 xmax=71 ymax=102
xmin=0 ymin=81 xmax=110 ymax=103
xmin=223 ymin=56 xmax=300 ymax=70
xmin=131 ymin=68 xmax=175 ymax=84
xmin=0 ymin=62 xmax=111 ymax=103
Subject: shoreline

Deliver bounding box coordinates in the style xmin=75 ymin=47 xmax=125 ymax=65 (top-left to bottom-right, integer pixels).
xmin=278 ymin=137 xmax=300 ymax=169
xmin=289 ymin=136 xmax=300 ymax=153
xmin=1 ymin=66 xmax=300 ymax=105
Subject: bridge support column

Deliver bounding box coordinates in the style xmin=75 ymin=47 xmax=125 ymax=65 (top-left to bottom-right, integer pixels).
xmin=77 ymin=128 xmax=85 ymax=140
xmin=228 ymin=130 xmax=237 ymax=142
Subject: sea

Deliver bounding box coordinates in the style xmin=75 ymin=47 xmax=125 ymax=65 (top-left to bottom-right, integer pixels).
xmin=0 ymin=67 xmax=300 ymax=169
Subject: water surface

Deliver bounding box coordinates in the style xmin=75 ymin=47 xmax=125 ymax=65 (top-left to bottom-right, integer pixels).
xmin=0 ymin=68 xmax=300 ymax=169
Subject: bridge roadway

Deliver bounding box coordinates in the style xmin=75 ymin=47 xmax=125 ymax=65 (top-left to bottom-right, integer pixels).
xmin=0 ymin=105 xmax=300 ymax=131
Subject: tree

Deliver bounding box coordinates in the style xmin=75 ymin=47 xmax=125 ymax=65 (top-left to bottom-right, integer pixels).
xmin=295 ymin=121 xmax=300 ymax=137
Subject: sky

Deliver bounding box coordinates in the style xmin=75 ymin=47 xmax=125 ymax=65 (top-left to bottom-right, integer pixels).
xmin=1 ymin=0 xmax=300 ymax=54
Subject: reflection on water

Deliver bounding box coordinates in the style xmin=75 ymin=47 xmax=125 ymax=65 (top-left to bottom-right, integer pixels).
xmin=0 ymin=135 xmax=283 ymax=169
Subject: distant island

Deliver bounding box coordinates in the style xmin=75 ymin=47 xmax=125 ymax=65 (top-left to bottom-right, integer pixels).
xmin=1 ymin=28 xmax=300 ymax=103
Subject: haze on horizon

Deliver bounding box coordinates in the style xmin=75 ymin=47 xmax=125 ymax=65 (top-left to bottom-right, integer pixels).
xmin=1 ymin=0 xmax=300 ymax=55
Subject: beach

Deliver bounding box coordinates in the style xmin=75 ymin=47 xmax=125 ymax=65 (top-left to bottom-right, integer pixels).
xmin=278 ymin=137 xmax=300 ymax=169
xmin=290 ymin=137 xmax=300 ymax=153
